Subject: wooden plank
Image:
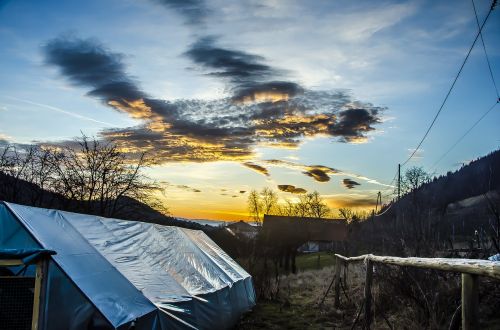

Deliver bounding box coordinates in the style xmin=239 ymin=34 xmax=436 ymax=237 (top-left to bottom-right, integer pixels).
xmin=462 ymin=273 xmax=479 ymax=330
xmin=31 ymin=260 xmax=44 ymax=330
xmin=334 ymin=254 xmax=500 ymax=280
xmin=0 ymin=259 xmax=24 ymax=266
xmin=368 ymin=255 xmax=500 ymax=280
xmin=364 ymin=259 xmax=373 ymax=330
xmin=334 ymin=254 xmax=366 ymax=262
xmin=334 ymin=257 xmax=342 ymax=308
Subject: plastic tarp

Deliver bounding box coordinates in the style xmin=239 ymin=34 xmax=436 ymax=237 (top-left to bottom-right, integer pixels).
xmin=0 ymin=248 xmax=56 ymax=264
xmin=0 ymin=203 xmax=114 ymax=329
xmin=2 ymin=202 xmax=255 ymax=329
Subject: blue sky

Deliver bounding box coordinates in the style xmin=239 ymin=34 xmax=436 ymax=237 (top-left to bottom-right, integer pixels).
xmin=1 ymin=0 xmax=499 ymax=220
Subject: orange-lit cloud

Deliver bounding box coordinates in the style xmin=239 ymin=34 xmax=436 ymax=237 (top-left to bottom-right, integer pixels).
xmin=277 ymin=184 xmax=307 ymax=194
xmin=242 ymin=162 xmax=270 ymax=176
xmin=342 ymin=178 xmax=361 ymax=189
xmin=44 ymin=36 xmax=384 ymax=165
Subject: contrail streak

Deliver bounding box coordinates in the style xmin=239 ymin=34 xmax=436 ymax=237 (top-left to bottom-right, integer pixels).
xmin=3 ymin=96 xmax=118 ymax=127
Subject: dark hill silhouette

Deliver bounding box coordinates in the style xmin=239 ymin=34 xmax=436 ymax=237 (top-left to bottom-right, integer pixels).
xmin=0 ymin=171 xmax=247 ymax=257
xmin=353 ymin=149 xmax=500 ymax=257
xmin=0 ymin=171 xmax=203 ymax=229
xmin=377 ymin=148 xmax=500 ymax=217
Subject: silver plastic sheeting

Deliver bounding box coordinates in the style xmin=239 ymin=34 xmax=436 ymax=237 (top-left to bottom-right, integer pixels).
xmin=5 ymin=203 xmax=158 ymax=329
xmin=4 ymin=202 xmax=255 ymax=329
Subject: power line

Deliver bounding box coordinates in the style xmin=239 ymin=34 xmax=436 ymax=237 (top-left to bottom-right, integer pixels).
xmin=374 ymin=201 xmax=394 ymax=217
xmin=430 ymin=100 xmax=499 ymax=170
xmin=472 ymin=0 xmax=500 ymax=99
xmin=401 ymin=3 xmax=496 ymax=166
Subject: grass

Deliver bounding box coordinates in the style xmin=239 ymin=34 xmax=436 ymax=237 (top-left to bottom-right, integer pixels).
xmin=295 ymin=252 xmax=336 ymax=271
xmin=237 ymin=252 xmax=336 ymax=274
xmin=236 ymin=266 xmax=344 ymax=330
xmin=236 ymin=260 xmax=500 ymax=330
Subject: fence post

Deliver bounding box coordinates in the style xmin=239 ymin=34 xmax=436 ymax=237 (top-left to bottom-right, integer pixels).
xmin=364 ymin=259 xmax=373 ymax=330
xmin=462 ymin=273 xmax=479 ymax=330
xmin=334 ymin=256 xmax=342 ymax=308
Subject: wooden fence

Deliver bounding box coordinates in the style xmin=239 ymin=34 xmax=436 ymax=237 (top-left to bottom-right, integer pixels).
xmin=329 ymin=254 xmax=500 ymax=330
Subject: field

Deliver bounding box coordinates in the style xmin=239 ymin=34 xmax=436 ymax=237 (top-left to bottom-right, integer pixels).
xmin=236 ymin=252 xmax=500 ymax=329
xmin=237 ymin=266 xmax=342 ymax=329
xmin=295 ymin=252 xmax=336 ymax=271
xmin=237 ymin=253 xmax=361 ymax=330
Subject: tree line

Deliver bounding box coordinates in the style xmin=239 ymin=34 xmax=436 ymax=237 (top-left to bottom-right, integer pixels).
xmin=0 ymin=134 xmax=166 ymax=217
xmin=247 ymin=188 xmax=331 ymax=223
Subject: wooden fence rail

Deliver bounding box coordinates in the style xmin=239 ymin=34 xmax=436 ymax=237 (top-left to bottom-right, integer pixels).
xmin=331 ymin=254 xmax=500 ymax=330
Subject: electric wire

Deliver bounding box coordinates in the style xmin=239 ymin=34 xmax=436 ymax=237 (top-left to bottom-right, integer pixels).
xmin=430 ymin=100 xmax=499 ymax=171
xmin=374 ymin=201 xmax=394 ymax=217
xmin=401 ymin=3 xmax=496 ymax=167
xmin=472 ymin=0 xmax=499 ymax=99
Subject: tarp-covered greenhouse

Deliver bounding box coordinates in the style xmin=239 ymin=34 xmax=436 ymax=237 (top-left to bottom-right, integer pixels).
xmin=0 ymin=201 xmax=255 ymax=329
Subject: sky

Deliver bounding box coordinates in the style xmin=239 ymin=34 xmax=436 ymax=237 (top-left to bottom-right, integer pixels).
xmin=0 ymin=0 xmax=499 ymax=221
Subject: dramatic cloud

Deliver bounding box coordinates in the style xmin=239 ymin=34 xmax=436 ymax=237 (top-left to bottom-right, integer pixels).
xmin=262 ymin=159 xmax=392 ymax=188
xmin=277 ymin=184 xmax=307 ymax=194
xmin=342 ymin=178 xmax=361 ymax=189
xmin=329 ymin=108 xmax=381 ymax=143
xmin=43 ymin=36 xmax=384 ymax=164
xmin=303 ymin=168 xmax=331 ymax=182
xmin=265 ymin=160 xmax=339 ymax=183
xmin=185 ymin=36 xmax=276 ymax=85
xmin=242 ymin=162 xmax=269 ymax=176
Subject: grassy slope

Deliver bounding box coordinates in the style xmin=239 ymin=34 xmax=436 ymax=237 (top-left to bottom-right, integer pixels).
xmin=237 ymin=266 xmax=342 ymax=330
xmin=237 ymin=254 xmax=500 ymax=329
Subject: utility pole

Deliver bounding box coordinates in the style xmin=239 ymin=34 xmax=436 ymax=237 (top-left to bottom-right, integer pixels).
xmin=375 ymin=191 xmax=382 ymax=213
xmin=397 ymin=164 xmax=401 ymax=201
xmin=397 ymin=164 xmax=401 ymax=230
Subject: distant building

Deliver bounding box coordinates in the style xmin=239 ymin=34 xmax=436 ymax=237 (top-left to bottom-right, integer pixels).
xmin=262 ymin=215 xmax=348 ymax=253
xmin=226 ymin=220 xmax=259 ymax=239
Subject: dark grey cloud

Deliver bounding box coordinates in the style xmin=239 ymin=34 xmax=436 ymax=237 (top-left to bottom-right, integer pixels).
xmin=277 ymin=184 xmax=307 ymax=194
xmin=264 ymin=159 xmax=339 ymax=182
xmin=239 ymin=190 xmax=246 ymax=194
xmin=43 ymin=36 xmax=384 ymax=164
xmin=329 ymin=108 xmax=381 ymax=142
xmin=242 ymin=162 xmax=269 ymax=176
xmin=185 ymin=36 xmax=276 ymax=85
xmin=153 ymin=0 xmax=208 ymax=25
xmin=342 ymin=178 xmax=361 ymax=189
xmin=44 ymin=37 xmax=143 ymax=101
xmin=303 ymin=168 xmax=330 ymax=182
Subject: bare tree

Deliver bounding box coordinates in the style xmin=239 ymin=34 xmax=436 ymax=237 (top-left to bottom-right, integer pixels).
xmin=247 ymin=188 xmax=279 ymax=224
xmin=308 ymin=191 xmax=330 ymax=218
xmin=275 ymin=191 xmax=330 ymax=219
xmin=338 ymin=207 xmax=369 ymax=223
xmin=401 ymin=166 xmax=431 ymax=195
xmin=0 ymin=134 xmax=167 ymax=217
xmin=261 ymin=188 xmax=278 ymax=216
xmin=248 ymin=190 xmax=262 ymax=223
xmin=50 ymin=134 xmax=164 ymax=216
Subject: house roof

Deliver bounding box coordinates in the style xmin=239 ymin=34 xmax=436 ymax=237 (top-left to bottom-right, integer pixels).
xmin=263 ymin=215 xmax=348 ymax=242
xmin=226 ymin=220 xmax=258 ymax=232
